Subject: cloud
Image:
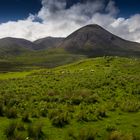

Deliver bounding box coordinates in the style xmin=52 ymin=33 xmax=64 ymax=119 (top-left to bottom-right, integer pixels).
xmin=0 ymin=0 xmax=140 ymax=43
xmin=105 ymin=0 xmax=119 ymax=16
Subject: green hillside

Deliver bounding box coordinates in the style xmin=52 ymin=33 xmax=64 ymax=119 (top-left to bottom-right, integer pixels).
xmin=0 ymin=57 xmax=140 ymax=140
xmin=0 ymin=48 xmax=86 ymax=72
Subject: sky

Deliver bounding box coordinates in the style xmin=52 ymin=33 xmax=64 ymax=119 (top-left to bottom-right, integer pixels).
xmin=0 ymin=0 xmax=140 ymax=42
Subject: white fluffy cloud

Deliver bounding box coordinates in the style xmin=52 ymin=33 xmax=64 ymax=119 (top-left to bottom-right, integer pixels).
xmin=0 ymin=0 xmax=140 ymax=43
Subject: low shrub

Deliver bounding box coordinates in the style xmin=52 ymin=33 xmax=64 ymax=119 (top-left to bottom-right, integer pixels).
xmin=13 ymin=133 xmax=25 ymax=140
xmin=0 ymin=103 xmax=4 ymax=116
xmin=40 ymin=108 xmax=48 ymax=117
xmin=31 ymin=111 xmax=39 ymax=118
xmin=8 ymin=98 xmax=19 ymax=106
xmin=67 ymin=128 xmax=77 ymax=140
xmin=48 ymin=109 xmax=60 ymax=120
xmin=76 ymin=111 xmax=89 ymax=122
xmin=78 ymin=128 xmax=96 ymax=140
xmin=108 ymin=131 xmax=135 ymax=140
xmin=6 ymin=107 xmax=17 ymax=118
xmin=106 ymin=124 xmax=117 ymax=132
xmin=85 ymin=94 xmax=99 ymax=104
xmin=50 ymin=111 xmax=70 ymax=127
xmin=4 ymin=121 xmax=26 ymax=140
xmin=108 ymin=131 xmax=122 ymax=140
xmin=22 ymin=112 xmax=31 ymax=123
xmin=27 ymin=123 xmax=45 ymax=140
xmin=76 ymin=110 xmax=98 ymax=122
xmin=67 ymin=127 xmax=97 ymax=140
xmin=71 ymin=97 xmax=83 ymax=105
xmin=17 ymin=122 xmax=25 ymax=131
xmin=4 ymin=121 xmax=17 ymax=139
xmin=96 ymin=106 xmax=107 ymax=119
xmin=120 ymin=100 xmax=140 ymax=112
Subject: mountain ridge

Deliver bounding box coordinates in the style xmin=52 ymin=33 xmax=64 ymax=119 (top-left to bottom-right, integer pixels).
xmin=59 ymin=24 xmax=140 ymax=57
xmin=0 ymin=24 xmax=140 ymax=58
xmin=34 ymin=37 xmax=64 ymax=50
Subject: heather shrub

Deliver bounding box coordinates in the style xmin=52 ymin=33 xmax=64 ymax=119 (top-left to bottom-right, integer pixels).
xmin=120 ymin=100 xmax=140 ymax=112
xmin=66 ymin=128 xmax=77 ymax=140
xmin=40 ymin=108 xmax=48 ymax=117
xmin=50 ymin=111 xmax=70 ymax=127
xmin=85 ymin=94 xmax=99 ymax=104
xmin=108 ymin=131 xmax=135 ymax=140
xmin=67 ymin=127 xmax=97 ymax=140
xmin=78 ymin=128 xmax=96 ymax=140
xmin=4 ymin=121 xmax=17 ymax=139
xmin=96 ymin=106 xmax=107 ymax=118
xmin=22 ymin=112 xmax=31 ymax=123
xmin=77 ymin=108 xmax=97 ymax=122
xmin=106 ymin=124 xmax=117 ymax=132
xmin=17 ymin=122 xmax=25 ymax=131
xmin=71 ymin=97 xmax=82 ymax=105
xmin=27 ymin=122 xmax=45 ymax=140
xmin=0 ymin=103 xmax=4 ymax=116
xmin=6 ymin=107 xmax=17 ymax=118
xmin=12 ymin=133 xmax=25 ymax=140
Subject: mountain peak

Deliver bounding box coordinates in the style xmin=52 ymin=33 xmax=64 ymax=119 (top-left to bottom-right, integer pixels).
xmin=82 ymin=24 xmax=103 ymax=29
xmin=60 ymin=24 xmax=140 ymax=57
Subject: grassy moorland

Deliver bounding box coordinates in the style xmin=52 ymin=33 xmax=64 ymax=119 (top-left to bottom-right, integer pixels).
xmin=0 ymin=56 xmax=140 ymax=140
xmin=0 ymin=48 xmax=86 ymax=72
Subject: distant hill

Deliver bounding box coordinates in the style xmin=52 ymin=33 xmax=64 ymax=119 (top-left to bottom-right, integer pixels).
xmin=60 ymin=24 xmax=140 ymax=57
xmin=1 ymin=25 xmax=140 ymax=58
xmin=34 ymin=37 xmax=64 ymax=50
xmin=0 ymin=37 xmax=39 ymax=56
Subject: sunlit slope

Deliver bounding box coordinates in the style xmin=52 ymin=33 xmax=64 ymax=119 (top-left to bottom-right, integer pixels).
xmin=0 ymin=57 xmax=140 ymax=140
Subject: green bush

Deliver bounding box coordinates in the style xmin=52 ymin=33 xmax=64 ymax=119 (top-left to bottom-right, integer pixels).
xmin=4 ymin=121 xmax=17 ymax=139
xmin=96 ymin=106 xmax=107 ymax=118
xmin=8 ymin=98 xmax=19 ymax=106
xmin=40 ymin=108 xmax=48 ymax=117
xmin=67 ymin=127 xmax=97 ymax=140
xmin=17 ymin=122 xmax=25 ymax=131
xmin=71 ymin=97 xmax=82 ymax=105
xmin=50 ymin=111 xmax=70 ymax=127
xmin=85 ymin=94 xmax=99 ymax=104
xmin=22 ymin=112 xmax=31 ymax=123
xmin=27 ymin=123 xmax=45 ymax=140
xmin=76 ymin=111 xmax=89 ymax=122
xmin=106 ymin=124 xmax=117 ymax=132
xmin=6 ymin=107 xmax=17 ymax=118
xmin=12 ymin=133 xmax=25 ymax=140
xmin=78 ymin=128 xmax=96 ymax=140
xmin=120 ymin=100 xmax=140 ymax=112
xmin=108 ymin=131 xmax=135 ymax=140
xmin=31 ymin=111 xmax=39 ymax=118
xmin=48 ymin=109 xmax=59 ymax=120
xmin=66 ymin=128 xmax=77 ymax=140
xmin=0 ymin=103 xmax=4 ymax=116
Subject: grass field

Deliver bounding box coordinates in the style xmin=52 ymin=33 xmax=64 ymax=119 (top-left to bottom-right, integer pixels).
xmin=0 ymin=56 xmax=140 ymax=140
xmin=0 ymin=48 xmax=86 ymax=72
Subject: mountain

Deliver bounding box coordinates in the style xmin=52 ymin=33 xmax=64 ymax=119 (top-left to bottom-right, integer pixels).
xmin=1 ymin=25 xmax=140 ymax=58
xmin=34 ymin=37 xmax=64 ymax=50
xmin=0 ymin=37 xmax=39 ymax=56
xmin=60 ymin=24 xmax=140 ymax=57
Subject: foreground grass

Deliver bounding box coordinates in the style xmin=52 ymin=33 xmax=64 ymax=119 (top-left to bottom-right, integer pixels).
xmin=0 ymin=56 xmax=140 ymax=140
